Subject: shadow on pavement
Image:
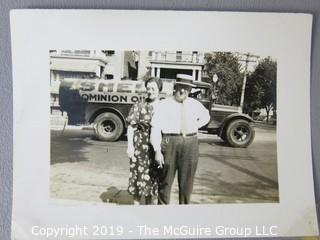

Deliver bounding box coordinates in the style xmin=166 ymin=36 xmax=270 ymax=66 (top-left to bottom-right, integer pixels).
xmin=194 ymin=171 xmax=279 ymax=203
xmin=199 ymin=138 xmax=231 ymax=148
xmin=195 ymin=153 xmax=279 ymax=203
xmin=100 ymin=187 xmax=134 ymax=205
xmin=200 ymin=153 xmax=278 ymax=188
xmin=100 ymin=187 xmax=158 ymax=205
xmin=50 ymin=133 xmax=92 ymax=164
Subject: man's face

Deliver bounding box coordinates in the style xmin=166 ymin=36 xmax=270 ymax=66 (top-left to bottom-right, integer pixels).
xmin=174 ymin=84 xmax=192 ymax=103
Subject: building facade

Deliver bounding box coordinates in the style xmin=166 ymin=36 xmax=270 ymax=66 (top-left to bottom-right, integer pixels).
xmin=50 ymin=50 xmax=108 ymax=83
xmin=148 ymin=51 xmax=204 ymax=81
xmin=50 ymin=50 xmax=205 ymax=83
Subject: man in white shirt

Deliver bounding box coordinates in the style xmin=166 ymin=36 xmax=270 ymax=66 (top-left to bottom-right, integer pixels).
xmin=151 ymin=74 xmax=210 ymax=204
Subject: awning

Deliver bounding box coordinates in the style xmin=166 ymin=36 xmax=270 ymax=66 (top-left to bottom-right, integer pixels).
xmin=50 ymin=58 xmax=103 ymax=73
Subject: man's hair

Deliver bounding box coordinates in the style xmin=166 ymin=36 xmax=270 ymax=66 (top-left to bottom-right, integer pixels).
xmin=145 ymin=77 xmax=163 ymax=91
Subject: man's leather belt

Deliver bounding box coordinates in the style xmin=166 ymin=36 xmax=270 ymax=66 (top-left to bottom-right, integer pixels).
xmin=163 ymin=133 xmax=197 ymax=137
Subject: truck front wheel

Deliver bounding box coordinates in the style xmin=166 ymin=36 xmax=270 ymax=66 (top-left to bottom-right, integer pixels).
xmin=94 ymin=112 xmax=124 ymax=141
xmin=225 ymin=119 xmax=255 ymax=148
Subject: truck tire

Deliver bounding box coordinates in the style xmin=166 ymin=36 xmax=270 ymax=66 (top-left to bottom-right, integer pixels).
xmin=94 ymin=112 xmax=124 ymax=141
xmin=225 ymin=119 xmax=255 ymax=148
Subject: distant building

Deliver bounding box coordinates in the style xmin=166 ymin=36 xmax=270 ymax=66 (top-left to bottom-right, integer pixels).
xmin=50 ymin=50 xmax=205 ymax=84
xmin=49 ymin=50 xmax=206 ymax=116
xmin=99 ymin=50 xmax=205 ymax=82
xmin=50 ymin=50 xmax=108 ymax=83
xmin=148 ymin=51 xmax=204 ymax=81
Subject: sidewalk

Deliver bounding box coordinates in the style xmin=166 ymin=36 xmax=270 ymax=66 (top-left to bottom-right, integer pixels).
xmin=50 ymin=113 xmax=68 ymax=131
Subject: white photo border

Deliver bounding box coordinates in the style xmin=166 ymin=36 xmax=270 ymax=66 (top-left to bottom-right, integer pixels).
xmin=10 ymin=10 xmax=318 ymax=239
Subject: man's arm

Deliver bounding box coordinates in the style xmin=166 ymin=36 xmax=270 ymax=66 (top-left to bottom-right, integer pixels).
xmin=150 ymin=124 xmax=164 ymax=168
xmin=126 ymin=125 xmax=135 ymax=158
xmin=150 ymin=103 xmax=164 ymax=168
xmin=195 ymin=100 xmax=210 ymax=128
xmin=150 ymin=101 xmax=163 ymax=151
xmin=150 ymin=124 xmax=162 ymax=152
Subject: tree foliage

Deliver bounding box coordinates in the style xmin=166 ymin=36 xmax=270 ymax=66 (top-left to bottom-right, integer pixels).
xmin=244 ymin=57 xmax=277 ymax=120
xmin=204 ymin=52 xmax=243 ymax=105
xmin=204 ymin=53 xmax=277 ymax=120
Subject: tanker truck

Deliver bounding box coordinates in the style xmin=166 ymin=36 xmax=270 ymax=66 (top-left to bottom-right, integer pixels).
xmin=58 ymin=78 xmax=255 ymax=147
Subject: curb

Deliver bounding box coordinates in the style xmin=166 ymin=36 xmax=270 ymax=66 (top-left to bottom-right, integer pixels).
xmin=51 ymin=125 xmax=94 ymax=131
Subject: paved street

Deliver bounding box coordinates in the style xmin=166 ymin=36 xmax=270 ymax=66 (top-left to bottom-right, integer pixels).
xmin=50 ymin=125 xmax=278 ymax=204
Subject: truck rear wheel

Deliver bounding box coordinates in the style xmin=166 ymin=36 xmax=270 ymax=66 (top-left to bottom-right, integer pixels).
xmin=225 ymin=119 xmax=255 ymax=148
xmin=94 ymin=112 xmax=124 ymax=141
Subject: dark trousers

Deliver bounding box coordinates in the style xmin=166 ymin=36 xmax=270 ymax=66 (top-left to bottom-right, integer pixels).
xmin=158 ymin=135 xmax=199 ymax=204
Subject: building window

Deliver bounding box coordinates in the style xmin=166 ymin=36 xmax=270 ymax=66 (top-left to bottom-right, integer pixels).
xmin=176 ymin=51 xmax=182 ymax=62
xmin=61 ymin=50 xmax=90 ymax=56
xmin=102 ymin=50 xmax=115 ymax=56
xmin=192 ymin=51 xmax=199 ymax=63
xmin=123 ymin=51 xmax=138 ymax=80
xmin=105 ymin=74 xmax=114 ymax=80
xmin=74 ymin=50 xmax=90 ymax=56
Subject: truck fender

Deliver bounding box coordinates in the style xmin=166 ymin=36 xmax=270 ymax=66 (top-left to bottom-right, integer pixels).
xmin=218 ymin=113 xmax=255 ymax=137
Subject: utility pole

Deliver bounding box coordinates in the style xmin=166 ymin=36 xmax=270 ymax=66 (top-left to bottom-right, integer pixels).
xmin=238 ymin=53 xmax=259 ymax=112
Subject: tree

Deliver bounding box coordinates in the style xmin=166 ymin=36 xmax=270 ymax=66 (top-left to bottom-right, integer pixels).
xmin=244 ymin=57 xmax=277 ymax=122
xmin=204 ymin=52 xmax=243 ymax=106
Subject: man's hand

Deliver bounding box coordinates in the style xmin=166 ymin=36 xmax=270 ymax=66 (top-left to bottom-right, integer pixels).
xmin=155 ymin=151 xmax=164 ymax=168
xmin=127 ymin=145 xmax=135 ymax=158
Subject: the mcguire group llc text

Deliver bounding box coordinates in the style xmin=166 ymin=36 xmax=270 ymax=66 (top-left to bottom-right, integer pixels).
xmin=31 ymin=224 xmax=278 ymax=238
xmin=137 ymin=224 xmax=278 ymax=237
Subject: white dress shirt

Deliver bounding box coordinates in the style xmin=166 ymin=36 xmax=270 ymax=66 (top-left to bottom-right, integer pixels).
xmin=151 ymin=97 xmax=210 ymax=151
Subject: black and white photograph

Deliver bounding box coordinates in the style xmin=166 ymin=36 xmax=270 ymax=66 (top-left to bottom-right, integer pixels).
xmin=50 ymin=50 xmax=278 ymax=205
xmin=10 ymin=10 xmax=318 ymax=239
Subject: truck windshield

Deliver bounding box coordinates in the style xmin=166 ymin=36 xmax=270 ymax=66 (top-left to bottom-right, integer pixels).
xmin=189 ymin=88 xmax=210 ymax=101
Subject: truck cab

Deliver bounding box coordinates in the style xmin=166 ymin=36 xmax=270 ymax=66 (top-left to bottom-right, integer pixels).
xmin=190 ymin=81 xmax=255 ymax=147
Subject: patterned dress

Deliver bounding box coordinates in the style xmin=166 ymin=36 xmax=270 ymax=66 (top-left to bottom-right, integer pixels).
xmin=126 ymin=99 xmax=159 ymax=197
